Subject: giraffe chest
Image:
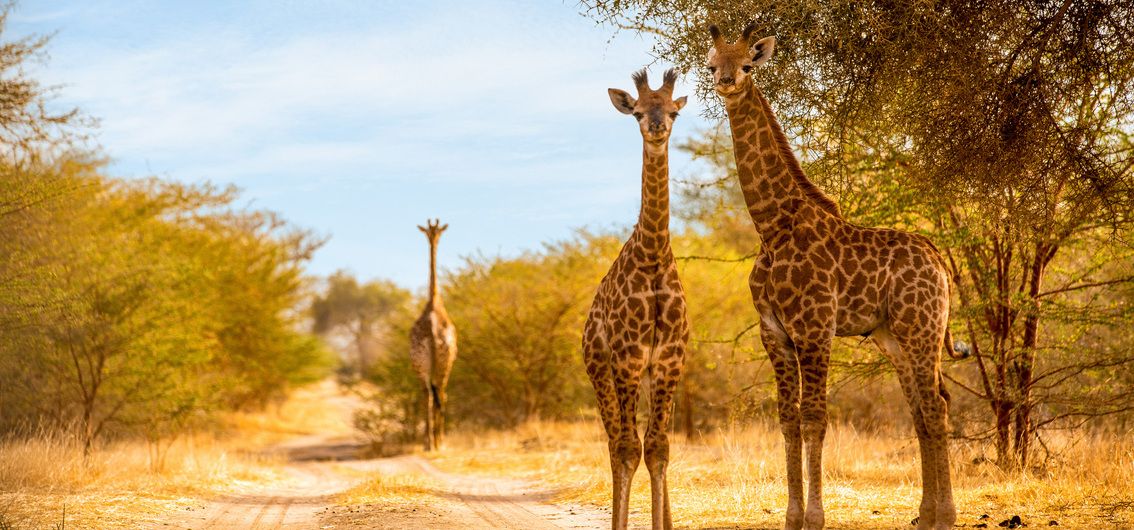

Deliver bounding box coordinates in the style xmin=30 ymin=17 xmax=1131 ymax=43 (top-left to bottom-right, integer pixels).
xmin=592 ymin=266 xmax=688 ymax=345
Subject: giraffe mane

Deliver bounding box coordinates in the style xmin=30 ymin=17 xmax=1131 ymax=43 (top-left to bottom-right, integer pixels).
xmin=756 ymin=91 xmax=843 ymax=217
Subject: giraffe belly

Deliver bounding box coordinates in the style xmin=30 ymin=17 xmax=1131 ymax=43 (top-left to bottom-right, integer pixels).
xmin=835 ymin=296 xmax=886 ymax=337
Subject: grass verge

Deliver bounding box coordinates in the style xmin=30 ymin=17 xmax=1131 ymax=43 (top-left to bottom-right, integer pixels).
xmin=429 ymin=420 xmax=1134 ymax=529
xmin=0 ymin=380 xmax=354 ymax=529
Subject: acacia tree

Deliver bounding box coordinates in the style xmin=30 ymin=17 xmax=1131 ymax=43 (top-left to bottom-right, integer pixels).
xmin=0 ymin=5 xmax=331 ymax=446
xmin=584 ymin=0 xmax=1134 ymax=468
xmin=1 ymin=172 xmax=331 ymax=447
xmin=442 ymin=234 xmax=619 ymax=426
xmin=310 ymin=272 xmax=410 ymax=376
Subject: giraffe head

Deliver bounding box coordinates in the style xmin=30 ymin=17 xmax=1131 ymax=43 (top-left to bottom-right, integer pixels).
xmin=417 ymin=218 xmax=448 ymax=246
xmin=705 ymin=22 xmax=776 ymax=97
xmin=608 ymin=69 xmax=688 ymax=152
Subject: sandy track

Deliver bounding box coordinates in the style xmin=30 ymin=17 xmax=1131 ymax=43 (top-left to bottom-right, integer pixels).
xmin=171 ymin=436 xmax=606 ymax=529
xmin=379 ymin=454 xmax=608 ymax=530
xmin=173 ymin=435 xmax=366 ymax=529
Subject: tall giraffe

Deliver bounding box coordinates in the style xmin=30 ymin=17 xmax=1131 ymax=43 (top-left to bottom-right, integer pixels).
xmin=409 ymin=219 xmax=457 ymax=452
xmin=705 ymin=24 xmax=964 ymax=530
xmin=583 ymin=69 xmax=689 ymax=530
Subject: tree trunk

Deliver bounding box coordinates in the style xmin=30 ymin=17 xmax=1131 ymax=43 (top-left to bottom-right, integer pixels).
xmin=681 ymin=377 xmax=695 ymax=439
xmin=1012 ymin=242 xmax=1054 ymax=468
xmin=993 ymin=397 xmax=1013 ymax=467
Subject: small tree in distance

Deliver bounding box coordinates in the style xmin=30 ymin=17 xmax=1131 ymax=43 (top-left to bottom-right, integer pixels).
xmin=310 ymin=271 xmax=411 ymax=377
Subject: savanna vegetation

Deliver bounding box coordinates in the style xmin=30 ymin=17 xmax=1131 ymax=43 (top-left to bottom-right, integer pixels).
xmin=0 ymin=7 xmax=337 ymax=526
xmin=2 ymin=0 xmax=1133 ymax=527
xmin=344 ymin=0 xmax=1134 ymax=481
xmin=0 ymin=8 xmax=332 ymax=449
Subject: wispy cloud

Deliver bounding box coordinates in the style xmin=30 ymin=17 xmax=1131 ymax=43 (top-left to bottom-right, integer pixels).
xmin=14 ymin=1 xmax=713 ymax=287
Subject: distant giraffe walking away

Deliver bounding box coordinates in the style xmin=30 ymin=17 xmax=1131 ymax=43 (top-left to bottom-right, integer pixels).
xmin=705 ymin=24 xmax=966 ymax=530
xmin=583 ymin=69 xmax=690 ymax=530
xmin=409 ymin=219 xmax=458 ymax=451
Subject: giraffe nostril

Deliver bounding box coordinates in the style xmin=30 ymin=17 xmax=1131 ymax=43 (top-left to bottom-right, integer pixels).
xmin=720 ymin=76 xmax=735 ymax=85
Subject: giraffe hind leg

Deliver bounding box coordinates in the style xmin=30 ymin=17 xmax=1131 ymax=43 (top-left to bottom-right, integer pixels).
xmin=422 ymin=383 xmax=435 ymax=451
xmin=873 ymin=327 xmax=938 ymax=530
xmin=885 ymin=326 xmax=957 ymax=530
xmin=431 ymin=384 xmax=445 ymax=449
xmin=912 ymin=361 xmax=956 ymax=530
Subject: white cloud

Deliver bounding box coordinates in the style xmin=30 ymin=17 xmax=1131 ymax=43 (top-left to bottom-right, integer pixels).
xmin=19 ymin=1 xmax=715 ymax=288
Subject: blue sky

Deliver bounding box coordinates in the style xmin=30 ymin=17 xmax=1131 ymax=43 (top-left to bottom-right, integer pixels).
xmin=10 ymin=1 xmax=714 ymax=291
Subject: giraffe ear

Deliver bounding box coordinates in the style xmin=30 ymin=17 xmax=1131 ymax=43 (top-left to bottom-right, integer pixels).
xmin=417 ymin=225 xmax=428 ymax=233
xmin=608 ymin=89 xmax=636 ymax=115
xmin=750 ymin=36 xmax=776 ymax=66
xmin=439 ymin=224 xmax=449 ymax=232
xmin=674 ymin=96 xmax=688 ymax=112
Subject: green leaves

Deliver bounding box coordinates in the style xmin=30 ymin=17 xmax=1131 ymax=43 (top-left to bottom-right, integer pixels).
xmin=0 ymin=166 xmax=331 ymax=443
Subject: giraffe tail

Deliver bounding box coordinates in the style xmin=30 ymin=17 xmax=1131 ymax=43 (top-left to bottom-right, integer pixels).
xmin=943 ymin=327 xmax=972 ymax=359
xmin=431 ymin=384 xmax=442 ymax=409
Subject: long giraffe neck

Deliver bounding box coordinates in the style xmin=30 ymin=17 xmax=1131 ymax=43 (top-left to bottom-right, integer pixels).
xmin=637 ymin=143 xmax=671 ymax=259
xmin=428 ymin=240 xmax=441 ymax=304
xmin=724 ymin=79 xmax=838 ymax=242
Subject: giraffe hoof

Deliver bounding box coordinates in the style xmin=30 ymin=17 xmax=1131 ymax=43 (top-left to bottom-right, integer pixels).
xmin=803 ymin=512 xmax=824 ymax=530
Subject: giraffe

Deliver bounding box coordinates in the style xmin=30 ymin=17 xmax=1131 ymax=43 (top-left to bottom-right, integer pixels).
xmin=409 ymin=219 xmax=458 ymax=452
xmin=704 ymin=23 xmax=966 ymax=530
xmin=583 ymin=68 xmax=690 ymax=530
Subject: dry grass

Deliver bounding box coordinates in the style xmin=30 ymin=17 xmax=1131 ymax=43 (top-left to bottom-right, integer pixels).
xmin=0 ymin=380 xmax=351 ymax=529
xmin=336 ymin=466 xmax=438 ymax=505
xmin=430 ymin=420 xmax=1134 ymax=529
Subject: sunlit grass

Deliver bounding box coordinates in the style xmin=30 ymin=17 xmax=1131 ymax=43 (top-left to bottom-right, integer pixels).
xmin=336 ymin=467 xmax=438 ymax=505
xmin=0 ymin=379 xmax=352 ymax=528
xmin=431 ymin=420 xmax=1134 ymax=529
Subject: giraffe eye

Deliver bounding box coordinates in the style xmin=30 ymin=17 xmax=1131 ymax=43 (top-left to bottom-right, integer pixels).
xmin=669 ymin=112 xmax=679 ymax=119
xmin=633 ymin=112 xmax=643 ymax=119
xmin=708 ymin=66 xmax=717 ymax=73
xmin=742 ymin=65 xmax=753 ymax=73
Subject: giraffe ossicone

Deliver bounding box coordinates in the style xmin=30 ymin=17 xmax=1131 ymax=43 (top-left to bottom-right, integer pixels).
xmin=584 ymin=68 xmax=690 ymax=530
xmin=706 ymin=23 xmax=965 ymax=530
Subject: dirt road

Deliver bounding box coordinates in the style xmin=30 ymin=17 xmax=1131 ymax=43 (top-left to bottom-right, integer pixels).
xmin=170 ymin=418 xmax=606 ymax=529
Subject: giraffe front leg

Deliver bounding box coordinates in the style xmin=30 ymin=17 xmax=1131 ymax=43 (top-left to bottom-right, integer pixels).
xmin=611 ymin=344 xmax=646 ymax=530
xmin=796 ymin=339 xmax=832 ymax=530
xmin=645 ymin=344 xmax=685 ymax=530
xmin=760 ymin=317 xmax=804 ymax=530
xmin=586 ymin=356 xmax=624 ymax=528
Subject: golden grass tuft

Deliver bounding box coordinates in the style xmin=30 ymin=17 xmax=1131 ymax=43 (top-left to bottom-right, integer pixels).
xmin=0 ymin=429 xmax=283 ymax=528
xmin=336 ymin=466 xmax=438 ymax=505
xmin=0 ymin=379 xmax=353 ymax=528
xmin=430 ymin=420 xmax=1134 ymax=529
